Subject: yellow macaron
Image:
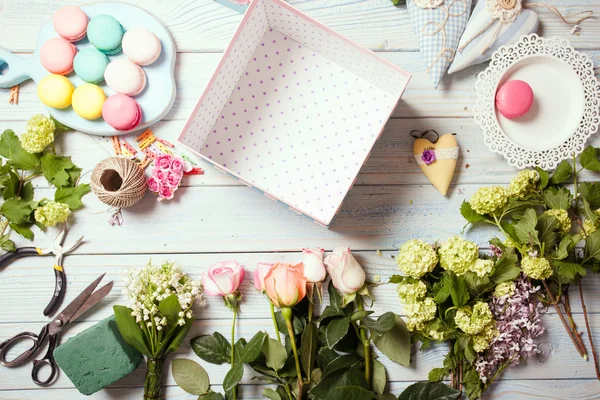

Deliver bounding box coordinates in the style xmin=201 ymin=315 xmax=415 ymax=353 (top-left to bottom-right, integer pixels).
xmin=72 ymin=84 xmax=106 ymax=120
xmin=37 ymin=74 xmax=74 ymax=109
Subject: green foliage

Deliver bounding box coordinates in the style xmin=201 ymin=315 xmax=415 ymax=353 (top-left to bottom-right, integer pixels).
xmin=191 ymin=333 xmax=232 ymax=365
xmin=549 ymin=160 xmax=572 ymax=184
xmin=371 ymin=315 xmax=411 ymax=367
xmin=398 ymin=381 xmax=461 ymax=400
xmin=171 ymin=358 xmax=210 ymax=395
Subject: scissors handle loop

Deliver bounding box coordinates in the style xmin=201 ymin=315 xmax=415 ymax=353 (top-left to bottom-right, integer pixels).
xmin=0 ymin=325 xmax=47 ymax=367
xmin=31 ymin=335 xmax=59 ymax=386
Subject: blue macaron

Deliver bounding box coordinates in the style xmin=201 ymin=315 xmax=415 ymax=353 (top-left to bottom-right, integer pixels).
xmin=87 ymin=14 xmax=124 ymax=55
xmin=73 ymin=48 xmax=110 ymax=83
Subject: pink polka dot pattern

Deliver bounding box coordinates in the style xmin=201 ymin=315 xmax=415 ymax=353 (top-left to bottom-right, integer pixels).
xmin=179 ymin=0 xmax=410 ymax=226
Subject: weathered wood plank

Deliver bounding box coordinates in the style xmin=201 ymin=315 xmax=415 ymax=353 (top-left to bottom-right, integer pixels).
xmin=1 ymin=253 xmax=598 ymax=324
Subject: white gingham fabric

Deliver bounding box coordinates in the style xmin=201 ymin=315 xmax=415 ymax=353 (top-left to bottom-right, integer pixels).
xmin=407 ymin=0 xmax=472 ymax=88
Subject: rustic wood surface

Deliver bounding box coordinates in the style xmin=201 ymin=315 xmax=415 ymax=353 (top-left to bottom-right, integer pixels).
xmin=1 ymin=0 xmax=599 ymax=398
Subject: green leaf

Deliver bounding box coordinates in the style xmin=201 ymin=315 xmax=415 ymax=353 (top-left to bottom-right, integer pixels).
xmin=580 ymin=146 xmax=600 ymax=171
xmin=54 ymin=184 xmax=91 ymax=210
xmin=326 ymin=317 xmax=350 ymax=348
xmin=165 ymin=317 xmax=194 ymax=355
xmin=158 ymin=294 xmax=182 ymax=326
xmin=191 ymin=333 xmax=232 ymax=365
xmin=362 ymin=312 xmax=395 ymax=334
xmin=372 ymin=359 xmax=386 ymax=395
xmin=582 ymin=198 xmax=599 ymax=225
xmin=51 ymin=116 xmax=72 ymax=135
xmin=462 ymin=365 xmax=483 ymax=400
xmin=323 ymin=354 xmax=358 ymax=376
xmin=0 ymin=234 xmax=16 ymax=252
xmin=0 ymin=198 xmax=33 ymax=225
xmin=241 ymin=331 xmax=267 ymax=363
xmin=112 ymin=305 xmax=151 ymax=356
xmin=300 ymin=322 xmax=318 ymax=377
xmin=549 ymin=160 xmax=572 ymax=184
xmin=580 ymin=182 xmax=600 ymax=208
xmin=460 ymin=200 xmax=486 ymax=223
xmin=350 ymin=310 xmax=373 ymax=322
xmin=20 ymin=181 xmax=34 ymax=201
xmin=535 ymin=167 xmax=549 ymax=189
xmin=443 ymin=273 xmax=469 ymax=308
xmin=398 ymin=381 xmax=461 ymax=400
xmin=9 ymin=222 xmax=34 ymax=240
xmin=319 ymin=305 xmax=345 ymax=321
xmin=490 ymin=247 xmax=520 ymax=283
xmin=542 ymin=187 xmax=572 ymax=210
xmin=222 ymin=362 xmax=243 ymax=392
xmin=554 ymin=235 xmax=577 ymax=260
xmin=537 ymin=213 xmax=561 ymax=249
xmin=371 ymin=315 xmax=411 ymax=367
xmin=199 ymin=392 xmax=225 ymax=400
xmin=428 ymin=368 xmax=446 ymax=382
xmin=1 ymin=171 xmax=19 ymax=199
xmin=171 ymin=358 xmax=210 ymax=395
xmin=40 ymin=153 xmax=77 ymax=188
xmin=262 ymin=336 xmax=288 ymax=371
xmin=388 ymin=275 xmax=404 ymax=284
xmin=310 ymin=364 xmax=371 ymax=400
xmin=585 ymin=230 xmax=600 ymax=262
xmin=514 ymin=208 xmax=539 ymax=246
xmin=328 ymin=280 xmax=343 ymax=312
xmin=0 ymin=130 xmax=41 ymax=170
xmin=263 ymin=388 xmax=282 ymax=400
xmin=275 ymin=311 xmax=305 ymax=336
xmin=316 ymin=347 xmax=338 ymax=371
xmin=554 ymin=260 xmax=586 ymax=282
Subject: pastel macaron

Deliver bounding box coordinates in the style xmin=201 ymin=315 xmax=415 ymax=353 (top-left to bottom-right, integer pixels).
xmin=72 ymin=84 xmax=106 ymax=120
xmin=496 ymin=80 xmax=534 ymax=119
xmin=104 ymin=59 xmax=147 ymax=96
xmin=74 ymin=48 xmax=110 ymax=84
xmin=87 ymin=14 xmax=124 ymax=55
xmin=102 ymin=94 xmax=142 ymax=131
xmin=40 ymin=37 xmax=78 ymax=75
xmin=53 ymin=6 xmax=88 ymax=42
xmin=122 ymin=27 xmax=162 ymax=66
xmin=38 ymin=74 xmax=74 ymax=109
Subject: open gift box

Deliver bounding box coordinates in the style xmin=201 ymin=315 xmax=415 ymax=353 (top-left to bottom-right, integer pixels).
xmin=178 ymin=0 xmax=411 ymax=226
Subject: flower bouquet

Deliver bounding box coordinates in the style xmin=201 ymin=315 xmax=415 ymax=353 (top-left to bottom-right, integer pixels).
xmin=147 ymin=154 xmax=192 ymax=201
xmin=113 ymin=261 xmax=202 ymax=400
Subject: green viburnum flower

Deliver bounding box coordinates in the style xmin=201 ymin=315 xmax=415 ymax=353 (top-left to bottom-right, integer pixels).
xmin=438 ymin=236 xmax=479 ymax=275
xmin=583 ymin=219 xmax=598 ymax=237
xmin=494 ymin=281 xmax=516 ymax=298
xmin=470 ymin=258 xmax=494 ymax=278
xmin=397 ymin=279 xmax=427 ymax=303
xmin=468 ymin=185 xmax=509 ymax=215
xmin=34 ymin=201 xmax=71 ymax=227
xmin=454 ymin=301 xmax=493 ymax=335
xmin=21 ymin=114 xmax=56 ymax=154
xmin=427 ymin=327 xmax=445 ymax=341
xmin=405 ymin=297 xmax=436 ymax=332
xmin=396 ymin=239 xmax=438 ymax=279
xmin=508 ymin=169 xmax=538 ymax=198
xmin=521 ymin=256 xmax=553 ymax=280
xmin=544 ymin=209 xmax=571 ymax=234
xmin=472 ymin=322 xmax=499 ymax=353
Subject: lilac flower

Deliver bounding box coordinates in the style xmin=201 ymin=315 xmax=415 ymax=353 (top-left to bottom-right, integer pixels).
xmin=489 ymin=244 xmax=503 ymax=258
xmin=475 ymin=275 xmax=546 ymax=383
xmin=421 ymin=149 xmax=436 ymax=165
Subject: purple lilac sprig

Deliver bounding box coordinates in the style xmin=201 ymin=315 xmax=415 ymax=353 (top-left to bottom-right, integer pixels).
xmin=475 ymin=274 xmax=546 ymax=383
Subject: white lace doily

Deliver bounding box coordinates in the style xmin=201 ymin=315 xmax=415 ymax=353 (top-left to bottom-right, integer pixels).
xmin=474 ymin=34 xmax=600 ymax=170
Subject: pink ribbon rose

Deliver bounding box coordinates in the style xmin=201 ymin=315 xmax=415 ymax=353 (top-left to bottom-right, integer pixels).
xmin=155 ymin=154 xmax=173 ymax=170
xmin=158 ymin=185 xmax=174 ymax=200
xmin=164 ymin=172 xmax=182 ymax=188
xmin=202 ymin=261 xmax=245 ymax=296
xmin=324 ymin=247 xmax=366 ymax=294
xmin=153 ymin=168 xmax=166 ymax=182
xmin=170 ymin=156 xmax=185 ymax=176
xmin=147 ymin=176 xmax=161 ymax=193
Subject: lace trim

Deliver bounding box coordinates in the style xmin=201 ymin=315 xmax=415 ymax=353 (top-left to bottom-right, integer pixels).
xmin=415 ymin=147 xmax=459 ymax=165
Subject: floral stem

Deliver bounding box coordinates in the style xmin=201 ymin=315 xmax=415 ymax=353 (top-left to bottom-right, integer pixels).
xmin=282 ymin=307 xmax=303 ymax=399
xmin=308 ymin=298 xmax=314 ymax=324
xmin=485 ymin=361 xmax=509 ymax=389
xmin=270 ymin=302 xmax=282 ymax=342
xmin=579 ymin=280 xmax=600 ymax=379
xmin=356 ymin=296 xmax=372 ymax=390
xmin=562 ymin=289 xmax=586 ymax=352
xmin=543 ymin=280 xmax=587 ymax=358
xmin=231 ymin=307 xmax=238 ymax=400
xmin=143 ymin=357 xmax=164 ymax=400
xmin=0 ymin=220 xmax=9 ymax=237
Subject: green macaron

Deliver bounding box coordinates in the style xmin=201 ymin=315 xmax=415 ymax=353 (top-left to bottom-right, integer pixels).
xmin=87 ymin=14 xmax=124 ymax=55
xmin=74 ymin=48 xmax=110 ymax=83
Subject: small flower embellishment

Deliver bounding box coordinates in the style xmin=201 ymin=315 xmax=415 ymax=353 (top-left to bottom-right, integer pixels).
xmin=413 ymin=0 xmax=445 ymax=9
xmin=487 ymin=0 xmax=522 ymax=24
xmin=421 ymin=149 xmax=437 ymax=165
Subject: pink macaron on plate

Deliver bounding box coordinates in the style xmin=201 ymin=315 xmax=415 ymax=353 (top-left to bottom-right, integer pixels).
xmin=0 ymin=2 xmax=175 ymax=136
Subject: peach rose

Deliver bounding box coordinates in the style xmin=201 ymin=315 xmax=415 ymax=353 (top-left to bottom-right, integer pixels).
xmin=253 ymin=262 xmax=274 ymax=292
xmin=264 ymin=263 xmax=307 ymax=308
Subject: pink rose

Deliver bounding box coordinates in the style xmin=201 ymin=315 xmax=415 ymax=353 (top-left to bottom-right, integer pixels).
xmin=202 ymin=261 xmax=245 ymax=296
xmin=147 ymin=177 xmax=161 ymax=193
xmin=302 ymin=248 xmax=326 ymax=283
xmin=170 ymin=157 xmax=185 ymax=176
xmin=155 ymin=154 xmax=173 ymax=170
xmin=264 ymin=263 xmax=306 ymax=308
xmin=324 ymin=247 xmax=366 ymax=294
xmin=253 ymin=262 xmax=275 ymax=292
xmin=153 ymin=168 xmax=166 ymax=181
xmin=158 ymin=185 xmax=174 ymax=200
xmin=164 ymin=172 xmax=182 ymax=188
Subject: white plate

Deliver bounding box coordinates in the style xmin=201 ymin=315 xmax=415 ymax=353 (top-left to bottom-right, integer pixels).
xmin=0 ymin=2 xmax=176 ymax=136
xmin=474 ymin=34 xmax=600 ymax=170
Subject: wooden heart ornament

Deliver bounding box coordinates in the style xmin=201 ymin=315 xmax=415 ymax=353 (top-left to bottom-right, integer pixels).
xmin=413 ymin=132 xmax=459 ymax=196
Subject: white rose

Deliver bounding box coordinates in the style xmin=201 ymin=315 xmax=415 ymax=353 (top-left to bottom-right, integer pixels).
xmin=324 ymin=247 xmax=366 ymax=294
xmin=302 ymin=247 xmax=327 ymax=283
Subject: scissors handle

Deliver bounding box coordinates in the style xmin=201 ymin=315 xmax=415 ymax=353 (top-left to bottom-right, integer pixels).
xmin=31 ymin=334 xmax=59 ymax=386
xmin=0 ymin=325 xmax=48 ymax=367
xmin=44 ymin=265 xmax=67 ymax=317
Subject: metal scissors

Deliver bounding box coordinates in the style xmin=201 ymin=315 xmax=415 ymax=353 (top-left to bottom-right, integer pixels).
xmin=0 ymin=226 xmax=83 ymax=316
xmin=0 ymin=274 xmax=113 ymax=386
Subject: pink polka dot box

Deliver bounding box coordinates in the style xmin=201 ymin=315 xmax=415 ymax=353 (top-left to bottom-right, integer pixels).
xmin=178 ymin=0 xmax=411 ymax=227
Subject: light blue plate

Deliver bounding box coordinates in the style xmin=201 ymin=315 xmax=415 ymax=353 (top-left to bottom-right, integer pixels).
xmin=0 ymin=2 xmax=176 ymax=136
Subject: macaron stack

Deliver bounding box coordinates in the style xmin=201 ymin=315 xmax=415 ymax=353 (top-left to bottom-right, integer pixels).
xmin=37 ymin=5 xmax=162 ymax=131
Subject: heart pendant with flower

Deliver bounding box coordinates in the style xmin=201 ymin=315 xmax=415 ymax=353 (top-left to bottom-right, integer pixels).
xmin=412 ymin=131 xmax=459 ymax=196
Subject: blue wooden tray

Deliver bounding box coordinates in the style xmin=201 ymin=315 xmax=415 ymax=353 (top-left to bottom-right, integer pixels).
xmin=0 ymin=2 xmax=176 ymax=136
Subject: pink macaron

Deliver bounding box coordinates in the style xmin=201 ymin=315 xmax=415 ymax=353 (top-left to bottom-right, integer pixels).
xmin=40 ymin=37 xmax=78 ymax=75
xmin=102 ymin=94 xmax=142 ymax=131
xmin=53 ymin=6 xmax=89 ymax=42
xmin=104 ymin=59 xmax=147 ymax=96
xmin=496 ymin=80 xmax=534 ymax=119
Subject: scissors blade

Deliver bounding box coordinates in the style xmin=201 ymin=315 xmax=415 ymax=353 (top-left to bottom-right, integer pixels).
xmin=70 ymin=281 xmax=114 ymax=323
xmin=56 ymin=274 xmax=106 ymax=324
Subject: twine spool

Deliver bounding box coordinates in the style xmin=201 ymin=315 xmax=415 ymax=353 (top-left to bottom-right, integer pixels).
xmin=91 ymin=157 xmax=147 ymax=208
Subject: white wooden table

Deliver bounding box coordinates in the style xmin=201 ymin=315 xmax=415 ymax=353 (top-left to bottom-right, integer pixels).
xmin=1 ymin=0 xmax=600 ymax=398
